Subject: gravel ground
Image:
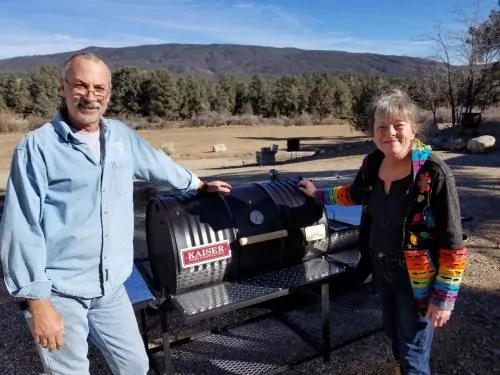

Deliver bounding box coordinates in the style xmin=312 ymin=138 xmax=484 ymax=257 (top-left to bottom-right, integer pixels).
xmin=0 ymin=146 xmax=499 ymax=375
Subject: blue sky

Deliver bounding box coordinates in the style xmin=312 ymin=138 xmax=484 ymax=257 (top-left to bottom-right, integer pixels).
xmin=0 ymin=0 xmax=497 ymax=60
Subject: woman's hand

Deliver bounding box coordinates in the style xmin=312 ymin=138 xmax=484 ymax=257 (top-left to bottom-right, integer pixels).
xmin=425 ymin=303 xmax=452 ymax=329
xmin=297 ymin=178 xmax=317 ymax=198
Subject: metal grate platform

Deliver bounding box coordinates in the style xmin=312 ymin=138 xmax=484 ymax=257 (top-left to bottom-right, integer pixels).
xmin=149 ymin=284 xmax=383 ymax=375
xmin=239 ymin=256 xmax=350 ymax=289
xmin=170 ymin=253 xmax=358 ymax=322
xmin=167 ymin=317 xmax=317 ymax=375
xmin=170 ymin=282 xmax=286 ymax=321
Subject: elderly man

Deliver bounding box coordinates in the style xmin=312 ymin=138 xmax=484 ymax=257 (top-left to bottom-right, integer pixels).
xmin=0 ymin=52 xmax=231 ymax=375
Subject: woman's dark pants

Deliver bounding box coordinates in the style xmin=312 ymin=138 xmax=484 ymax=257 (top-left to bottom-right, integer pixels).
xmin=372 ymin=254 xmax=434 ymax=375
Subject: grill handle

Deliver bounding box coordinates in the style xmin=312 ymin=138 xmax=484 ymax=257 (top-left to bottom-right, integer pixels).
xmin=238 ymin=230 xmax=288 ymax=246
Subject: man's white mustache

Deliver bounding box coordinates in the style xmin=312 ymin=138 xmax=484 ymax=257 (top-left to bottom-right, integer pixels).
xmin=74 ymin=99 xmax=101 ymax=109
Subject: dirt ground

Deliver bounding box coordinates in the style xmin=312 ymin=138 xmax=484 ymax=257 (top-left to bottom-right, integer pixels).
xmin=0 ymin=123 xmax=499 ymax=374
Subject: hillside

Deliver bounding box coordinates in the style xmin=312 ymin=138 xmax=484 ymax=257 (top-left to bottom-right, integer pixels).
xmin=0 ymin=43 xmax=430 ymax=78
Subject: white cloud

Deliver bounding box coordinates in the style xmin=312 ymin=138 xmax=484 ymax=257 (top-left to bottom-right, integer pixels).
xmin=0 ymin=0 xmax=436 ymax=59
xmin=109 ymin=0 xmax=434 ymax=57
xmin=115 ymin=17 xmax=433 ymax=57
xmin=0 ymin=27 xmax=169 ymax=59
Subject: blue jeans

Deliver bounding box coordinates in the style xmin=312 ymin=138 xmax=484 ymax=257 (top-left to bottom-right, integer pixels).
xmin=23 ymin=284 xmax=149 ymax=375
xmin=373 ymin=254 xmax=434 ymax=375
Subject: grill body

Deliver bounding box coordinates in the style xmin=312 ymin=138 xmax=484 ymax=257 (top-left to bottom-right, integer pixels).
xmin=146 ymin=179 xmax=333 ymax=295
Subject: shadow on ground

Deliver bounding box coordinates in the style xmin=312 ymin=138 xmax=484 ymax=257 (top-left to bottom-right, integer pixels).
xmin=237 ymin=135 xmax=368 ymax=142
xmin=202 ymin=143 xmax=374 ymax=172
xmin=444 ymin=151 xmax=500 ymax=169
xmin=219 ymin=137 xmax=376 ymax=168
xmin=441 ymin=151 xmax=500 ymax=248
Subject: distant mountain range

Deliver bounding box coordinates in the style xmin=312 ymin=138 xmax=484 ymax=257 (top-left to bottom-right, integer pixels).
xmin=0 ymin=43 xmax=431 ymax=78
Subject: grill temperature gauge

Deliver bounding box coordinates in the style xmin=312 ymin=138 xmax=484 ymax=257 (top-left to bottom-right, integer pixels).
xmin=249 ymin=210 xmax=264 ymax=225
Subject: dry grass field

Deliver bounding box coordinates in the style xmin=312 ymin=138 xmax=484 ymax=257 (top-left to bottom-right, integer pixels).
xmin=0 ymin=122 xmax=499 ymax=374
xmin=0 ymin=124 xmax=368 ymax=188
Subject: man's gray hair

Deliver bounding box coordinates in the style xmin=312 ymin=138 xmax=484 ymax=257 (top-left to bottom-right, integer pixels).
xmin=61 ymin=51 xmax=111 ymax=86
xmin=366 ymin=89 xmax=420 ymax=135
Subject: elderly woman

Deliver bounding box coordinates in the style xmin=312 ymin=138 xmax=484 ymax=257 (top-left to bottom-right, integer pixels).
xmin=297 ymin=89 xmax=466 ymax=375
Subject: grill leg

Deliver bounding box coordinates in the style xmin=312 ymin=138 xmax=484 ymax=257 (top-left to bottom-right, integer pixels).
xmin=140 ymin=309 xmax=149 ymax=352
xmin=160 ymin=301 xmax=173 ymax=375
xmin=321 ymin=282 xmax=331 ymax=363
xmin=141 ymin=308 xmax=161 ymax=375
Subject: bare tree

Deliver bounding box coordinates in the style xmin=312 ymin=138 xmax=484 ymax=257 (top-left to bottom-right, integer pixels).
xmin=426 ymin=23 xmax=461 ymax=126
xmin=469 ymin=8 xmax=500 ymax=109
xmin=426 ymin=0 xmax=499 ymax=126
xmin=457 ymin=2 xmax=499 ymax=113
xmin=416 ymin=49 xmax=452 ymax=125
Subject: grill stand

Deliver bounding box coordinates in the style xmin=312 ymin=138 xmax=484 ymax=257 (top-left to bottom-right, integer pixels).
xmin=129 ymin=247 xmax=381 ymax=375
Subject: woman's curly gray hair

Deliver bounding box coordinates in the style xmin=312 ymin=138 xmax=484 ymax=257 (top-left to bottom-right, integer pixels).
xmin=366 ymin=89 xmax=420 ymax=136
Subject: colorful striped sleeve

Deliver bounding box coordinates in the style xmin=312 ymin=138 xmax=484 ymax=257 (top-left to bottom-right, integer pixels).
xmin=430 ymin=247 xmax=467 ymax=310
xmin=314 ymin=185 xmax=358 ymax=206
xmin=429 ymin=168 xmax=467 ymax=311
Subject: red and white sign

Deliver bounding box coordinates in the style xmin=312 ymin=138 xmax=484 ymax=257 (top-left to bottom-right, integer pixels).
xmin=179 ymin=240 xmax=231 ymax=268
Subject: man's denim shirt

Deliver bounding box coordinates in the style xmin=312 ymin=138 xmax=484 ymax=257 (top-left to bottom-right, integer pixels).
xmin=0 ymin=112 xmax=201 ymax=300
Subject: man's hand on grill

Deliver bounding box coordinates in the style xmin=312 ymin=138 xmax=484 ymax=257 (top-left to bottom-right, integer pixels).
xmin=200 ymin=180 xmax=232 ymax=194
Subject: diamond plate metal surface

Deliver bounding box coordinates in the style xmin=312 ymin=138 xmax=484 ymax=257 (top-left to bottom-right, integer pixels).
xmin=176 ymin=258 xmax=231 ymax=294
xmin=240 ymin=257 xmax=348 ymax=289
xmin=169 ymin=317 xmax=316 ymax=375
xmin=172 ymin=257 xmax=351 ymax=317
xmin=283 ymin=286 xmax=383 ymax=348
xmin=172 ymin=282 xmax=282 ymax=316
